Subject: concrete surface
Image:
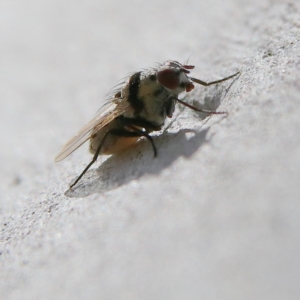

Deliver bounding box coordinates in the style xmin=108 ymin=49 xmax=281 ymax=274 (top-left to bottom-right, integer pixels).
xmin=1 ymin=0 xmax=300 ymax=299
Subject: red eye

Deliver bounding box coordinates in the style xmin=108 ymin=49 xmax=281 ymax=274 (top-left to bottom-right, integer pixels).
xmin=157 ymin=69 xmax=180 ymax=89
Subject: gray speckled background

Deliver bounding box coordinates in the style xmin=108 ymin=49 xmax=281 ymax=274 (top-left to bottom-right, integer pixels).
xmin=1 ymin=0 xmax=300 ymax=299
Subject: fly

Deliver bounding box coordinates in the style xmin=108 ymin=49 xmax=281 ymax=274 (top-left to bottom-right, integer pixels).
xmin=55 ymin=60 xmax=239 ymax=188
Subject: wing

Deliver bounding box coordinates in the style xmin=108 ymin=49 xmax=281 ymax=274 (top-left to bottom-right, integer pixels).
xmin=55 ymin=97 xmax=132 ymax=162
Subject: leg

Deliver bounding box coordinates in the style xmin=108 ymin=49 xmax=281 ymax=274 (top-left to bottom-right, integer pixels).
xmin=107 ymin=128 xmax=157 ymax=157
xmin=70 ymin=129 xmax=113 ymax=188
xmin=118 ymin=115 xmax=162 ymax=132
xmin=176 ymin=98 xmax=227 ymax=115
xmin=190 ymin=71 xmax=240 ymax=86
xmin=70 ymin=127 xmax=156 ymax=189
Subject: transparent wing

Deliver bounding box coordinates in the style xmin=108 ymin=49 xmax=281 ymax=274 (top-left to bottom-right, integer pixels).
xmin=55 ymin=98 xmax=132 ymax=162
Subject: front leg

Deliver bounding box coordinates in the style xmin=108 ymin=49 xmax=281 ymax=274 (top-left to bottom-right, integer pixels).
xmin=176 ymin=98 xmax=227 ymax=115
xmin=190 ymin=71 xmax=240 ymax=86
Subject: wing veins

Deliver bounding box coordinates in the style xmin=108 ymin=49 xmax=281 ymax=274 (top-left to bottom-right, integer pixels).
xmin=55 ymin=99 xmax=131 ymax=161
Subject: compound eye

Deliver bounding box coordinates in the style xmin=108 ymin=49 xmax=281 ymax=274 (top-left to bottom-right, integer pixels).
xmin=157 ymin=69 xmax=180 ymax=90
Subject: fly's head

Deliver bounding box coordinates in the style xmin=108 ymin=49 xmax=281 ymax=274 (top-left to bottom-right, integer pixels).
xmin=156 ymin=60 xmax=195 ymax=95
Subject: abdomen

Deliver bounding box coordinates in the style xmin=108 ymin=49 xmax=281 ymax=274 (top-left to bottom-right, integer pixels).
xmin=89 ymin=121 xmax=140 ymax=155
